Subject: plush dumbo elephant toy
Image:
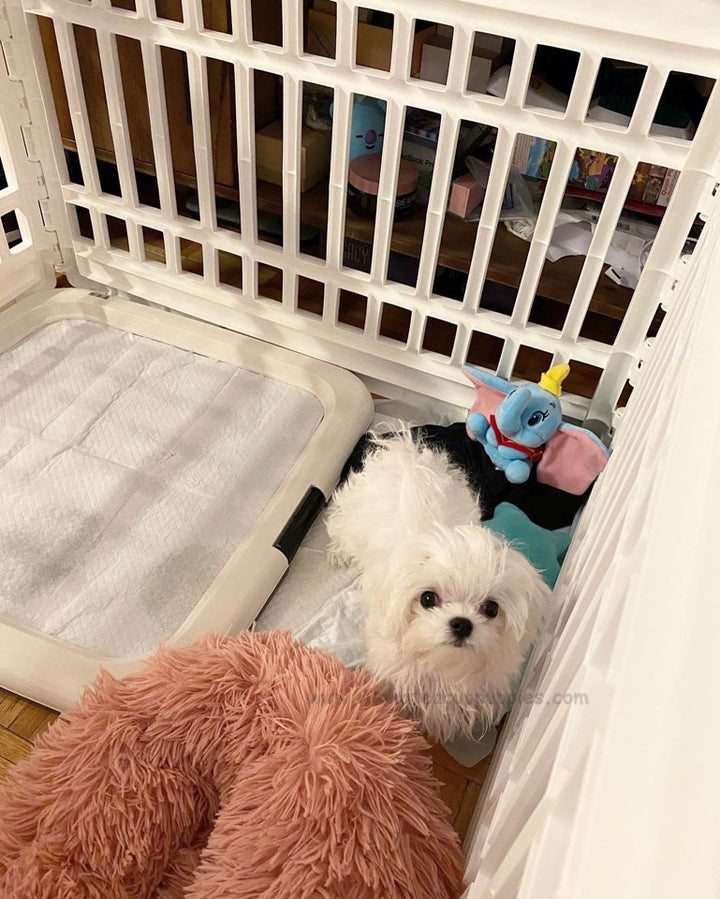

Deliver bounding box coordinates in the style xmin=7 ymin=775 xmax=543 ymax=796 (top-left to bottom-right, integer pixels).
xmin=464 ymin=363 xmax=609 ymax=494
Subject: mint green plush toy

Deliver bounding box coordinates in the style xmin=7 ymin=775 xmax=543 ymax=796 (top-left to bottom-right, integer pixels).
xmin=485 ymin=502 xmax=570 ymax=588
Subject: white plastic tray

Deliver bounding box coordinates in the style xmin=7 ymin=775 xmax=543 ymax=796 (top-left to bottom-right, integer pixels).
xmin=0 ymin=287 xmax=373 ymax=708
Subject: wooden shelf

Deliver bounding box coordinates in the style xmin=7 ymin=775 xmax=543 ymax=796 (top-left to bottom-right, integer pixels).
xmin=64 ymin=134 xmax=634 ymax=325
xmin=255 ymin=179 xmax=635 ymax=321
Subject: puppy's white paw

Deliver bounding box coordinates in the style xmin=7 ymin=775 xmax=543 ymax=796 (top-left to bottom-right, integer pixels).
xmin=326 ymin=540 xmax=353 ymax=569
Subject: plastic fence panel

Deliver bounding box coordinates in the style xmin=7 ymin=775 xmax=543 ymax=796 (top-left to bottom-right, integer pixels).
xmin=464 ymin=198 xmax=720 ymax=898
xmin=3 ymin=0 xmax=717 ymax=419
xmin=0 ymin=17 xmax=57 ymax=306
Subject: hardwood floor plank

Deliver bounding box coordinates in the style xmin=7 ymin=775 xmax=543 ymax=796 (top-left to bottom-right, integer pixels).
xmin=0 ymin=725 xmax=33 ymax=766
xmin=430 ymin=740 xmax=495 ymax=786
xmin=432 ymin=761 xmax=471 ymax=824
xmin=10 ymin=704 xmax=58 ymax=741
xmin=0 ymin=689 xmax=21 ymax=729
xmin=454 ymin=780 xmax=483 ymax=844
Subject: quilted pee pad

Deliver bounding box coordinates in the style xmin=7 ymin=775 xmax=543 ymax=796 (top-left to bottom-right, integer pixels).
xmin=0 ymin=319 xmax=324 ymax=657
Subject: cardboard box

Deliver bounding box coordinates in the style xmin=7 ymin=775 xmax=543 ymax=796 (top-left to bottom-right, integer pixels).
xmin=419 ymin=37 xmax=494 ymax=92
xmin=447 ymin=172 xmax=486 ymax=218
xmin=255 ymin=121 xmax=331 ymax=193
xmin=306 ymin=9 xmax=435 ymax=74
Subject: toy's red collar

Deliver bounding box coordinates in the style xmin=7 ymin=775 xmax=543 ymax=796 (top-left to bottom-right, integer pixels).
xmin=490 ymin=415 xmax=544 ymax=463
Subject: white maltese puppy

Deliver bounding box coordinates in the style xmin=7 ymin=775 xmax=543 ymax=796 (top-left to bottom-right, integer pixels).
xmin=326 ymin=432 xmax=552 ymax=742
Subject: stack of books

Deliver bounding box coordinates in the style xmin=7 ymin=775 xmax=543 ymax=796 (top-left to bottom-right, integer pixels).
xmin=512 ymin=136 xmax=680 ymax=216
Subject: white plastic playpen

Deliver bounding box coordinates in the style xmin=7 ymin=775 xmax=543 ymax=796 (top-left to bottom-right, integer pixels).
xmin=0 ymin=0 xmax=718 ymax=893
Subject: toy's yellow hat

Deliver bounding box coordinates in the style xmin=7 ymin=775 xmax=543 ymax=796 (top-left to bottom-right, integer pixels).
xmin=539 ymin=363 xmax=570 ymax=397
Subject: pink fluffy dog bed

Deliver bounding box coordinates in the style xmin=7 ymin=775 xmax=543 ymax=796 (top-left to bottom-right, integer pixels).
xmin=0 ymin=631 xmax=463 ymax=898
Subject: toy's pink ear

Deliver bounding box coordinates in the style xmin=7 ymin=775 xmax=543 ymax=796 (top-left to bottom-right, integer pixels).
xmin=467 ymin=381 xmax=507 ymax=420
xmin=537 ymin=425 xmax=610 ymax=495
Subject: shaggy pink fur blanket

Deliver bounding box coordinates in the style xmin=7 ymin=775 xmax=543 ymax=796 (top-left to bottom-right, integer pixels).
xmin=0 ymin=631 xmax=463 ymax=898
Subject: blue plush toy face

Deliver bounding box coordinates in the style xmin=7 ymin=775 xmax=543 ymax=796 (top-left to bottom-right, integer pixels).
xmin=495 ymin=385 xmax=564 ymax=447
xmin=348 ymin=97 xmax=386 ymax=160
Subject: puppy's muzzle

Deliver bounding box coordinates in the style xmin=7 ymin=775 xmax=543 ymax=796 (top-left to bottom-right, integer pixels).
xmin=449 ymin=617 xmax=473 ymax=645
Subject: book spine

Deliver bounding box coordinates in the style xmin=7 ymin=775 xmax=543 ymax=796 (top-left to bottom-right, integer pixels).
xmin=628 ymin=162 xmax=651 ymax=202
xmin=642 ymin=165 xmax=667 ymax=205
xmin=657 ymin=168 xmax=679 ymax=207
xmin=560 ymin=185 xmax=666 ymax=219
xmin=511 ymin=134 xmax=533 ymax=170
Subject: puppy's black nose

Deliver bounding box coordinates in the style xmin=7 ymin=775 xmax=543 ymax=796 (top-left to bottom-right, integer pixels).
xmin=449 ymin=617 xmax=473 ymax=640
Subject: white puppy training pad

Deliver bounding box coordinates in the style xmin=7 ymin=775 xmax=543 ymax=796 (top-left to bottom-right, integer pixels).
xmin=256 ymin=513 xmax=366 ymax=667
xmin=0 ymin=320 xmax=323 ymax=657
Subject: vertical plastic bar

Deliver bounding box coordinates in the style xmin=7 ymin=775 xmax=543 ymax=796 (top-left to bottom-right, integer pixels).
xmin=510 ymin=140 xmax=576 ymax=328
xmin=52 ymin=19 xmax=101 ymax=195
xmin=369 ymin=98 xmax=404 ymax=283
xmin=24 ymin=15 xmax=72 ymax=194
xmin=504 ymin=39 xmax=535 ymax=108
xmin=462 ymin=127 xmax=515 ymax=312
xmin=628 ymin=66 xmax=669 ymax=135
xmin=88 ymin=207 xmax=105 ymax=250
xmin=678 ymin=78 xmax=720 ymax=175
xmin=335 ymin=1 xmax=355 ymax=69
xmin=564 ymin=53 xmax=599 ymax=121
xmin=323 ymin=0 xmax=354 ymax=270
xmin=365 ymin=294 xmax=381 ymax=340
xmin=140 ymin=41 xmax=178 ymax=218
xmin=235 ymin=62 xmax=257 ymax=247
xmin=206 ymin=241 xmax=220 ymax=288
xmin=182 ymin=0 xmax=202 ymax=33
xmin=186 ymin=52 xmax=217 ymax=231
xmin=245 ymin=253 xmax=258 ymax=298
xmin=95 ymin=209 xmax=111 ymax=252
xmin=231 ymin=0 xmax=252 ymax=44
xmin=134 ymin=0 xmax=153 ymax=18
xmin=125 ymin=218 xmax=144 ymax=259
xmin=497 ymin=339 xmax=519 ymax=380
xmin=446 ymin=25 xmax=472 ymax=95
xmin=414 ymin=114 xmax=460 ymax=298
xmin=282 ymin=0 xmax=301 ymax=57
xmin=561 ymin=155 xmax=637 ymax=340
xmin=406 ymin=309 xmax=424 ymax=354
xmin=325 ymin=88 xmax=351 ymax=270
xmin=323 ymin=283 xmax=340 ymax=327
xmin=282 ymin=74 xmax=301 ymax=304
xmin=95 ymin=30 xmax=139 ymax=208
xmin=390 ymin=11 xmax=412 ymax=82
xmin=450 ymin=323 xmax=471 ymax=367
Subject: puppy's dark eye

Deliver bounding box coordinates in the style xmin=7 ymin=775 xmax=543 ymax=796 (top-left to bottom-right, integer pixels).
xmin=420 ymin=591 xmax=438 ymax=609
xmin=480 ymin=599 xmax=499 ymax=618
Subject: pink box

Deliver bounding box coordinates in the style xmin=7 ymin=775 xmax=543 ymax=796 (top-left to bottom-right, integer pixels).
xmin=447 ymin=172 xmax=486 ymax=218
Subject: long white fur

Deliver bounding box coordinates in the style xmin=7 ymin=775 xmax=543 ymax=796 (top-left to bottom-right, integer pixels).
xmin=326 ymin=431 xmax=553 ymax=743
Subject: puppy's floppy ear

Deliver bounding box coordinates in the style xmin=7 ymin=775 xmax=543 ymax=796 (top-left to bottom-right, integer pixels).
xmin=360 ymin=541 xmax=424 ymax=636
xmin=495 ymin=542 xmax=553 ymax=644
